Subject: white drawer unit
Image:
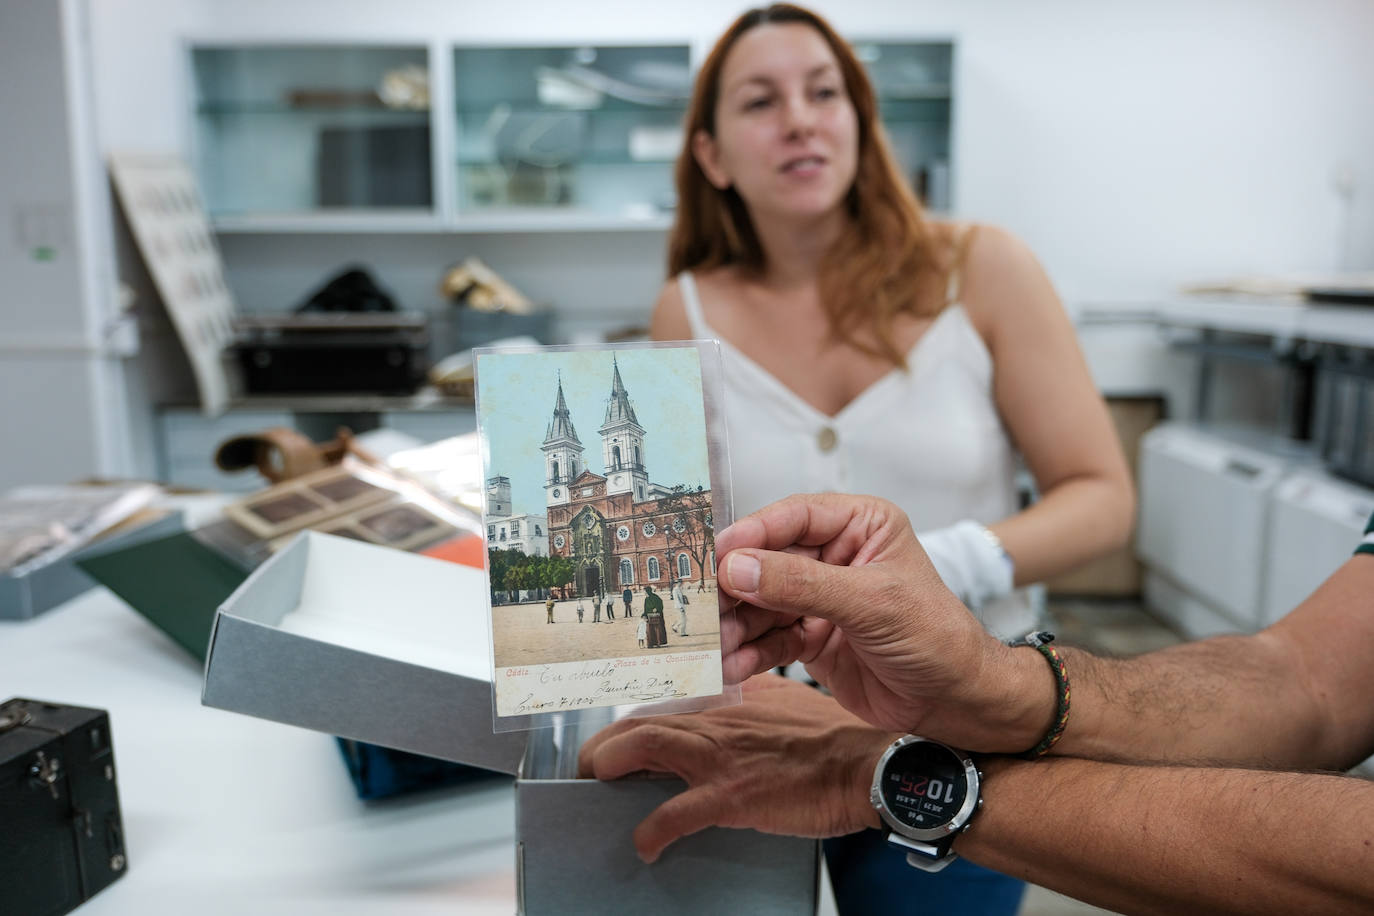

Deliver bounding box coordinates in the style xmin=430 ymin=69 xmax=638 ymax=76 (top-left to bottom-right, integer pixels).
xmin=1142 ymin=570 xmax=1250 ymax=640
xmin=1137 ymin=424 xmax=1288 ymax=631
xmin=1261 ymin=471 xmax=1374 ymax=628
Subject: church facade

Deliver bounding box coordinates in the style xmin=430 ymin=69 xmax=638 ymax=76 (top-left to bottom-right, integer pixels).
xmin=542 ymin=358 xmax=717 ymax=599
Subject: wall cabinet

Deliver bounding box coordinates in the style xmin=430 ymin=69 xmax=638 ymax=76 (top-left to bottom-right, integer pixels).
xmin=857 ymin=40 xmax=955 ymax=212
xmin=452 ymin=44 xmax=689 ymax=225
xmin=192 ymin=45 xmax=434 ymax=221
xmin=190 ymin=39 xmax=954 ymax=233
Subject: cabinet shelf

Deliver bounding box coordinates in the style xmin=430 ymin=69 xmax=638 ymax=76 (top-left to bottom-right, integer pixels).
xmin=190 ymin=38 xmax=954 ymax=233
xmin=198 ymin=103 xmax=430 ymax=118
xmin=211 ymin=209 xmax=671 ymax=234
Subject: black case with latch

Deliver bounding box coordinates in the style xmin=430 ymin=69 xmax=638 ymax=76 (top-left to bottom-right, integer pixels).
xmin=0 ymin=698 xmax=127 ymax=916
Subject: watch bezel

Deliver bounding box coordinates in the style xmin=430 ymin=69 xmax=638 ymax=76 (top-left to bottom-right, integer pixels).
xmin=870 ymin=735 xmax=980 ymax=843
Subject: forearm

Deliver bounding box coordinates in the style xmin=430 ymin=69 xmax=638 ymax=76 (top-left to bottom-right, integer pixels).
xmin=991 ymin=473 xmax=1134 ymax=587
xmin=1055 ymin=636 xmax=1329 ymax=768
xmin=956 ymin=757 xmax=1374 ymax=916
xmin=1049 ymin=556 xmax=1374 ymax=770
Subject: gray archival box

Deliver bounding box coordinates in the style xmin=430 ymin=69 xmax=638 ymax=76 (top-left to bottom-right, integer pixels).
xmin=201 ymin=532 xmax=819 ymax=915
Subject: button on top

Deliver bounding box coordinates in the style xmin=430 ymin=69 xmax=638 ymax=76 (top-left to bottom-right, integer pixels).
xmin=817 ymin=426 xmax=838 ymax=452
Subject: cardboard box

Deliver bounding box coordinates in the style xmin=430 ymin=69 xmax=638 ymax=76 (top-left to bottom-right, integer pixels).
xmin=1 ymin=510 xmax=184 ymax=620
xmin=76 ymin=527 xmax=250 ymax=657
xmin=202 ymin=532 xmax=819 ymax=914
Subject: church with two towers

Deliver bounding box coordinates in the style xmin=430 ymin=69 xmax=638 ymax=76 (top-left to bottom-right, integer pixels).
xmin=540 ymin=357 xmax=716 ymax=599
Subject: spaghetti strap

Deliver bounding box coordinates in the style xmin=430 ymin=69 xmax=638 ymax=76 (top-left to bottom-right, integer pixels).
xmin=945 ymin=224 xmax=979 ymax=306
xmin=676 ymin=271 xmax=713 ymax=337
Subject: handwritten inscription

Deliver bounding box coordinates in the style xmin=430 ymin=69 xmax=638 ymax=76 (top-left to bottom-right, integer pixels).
xmin=499 ymin=653 xmax=722 ymax=717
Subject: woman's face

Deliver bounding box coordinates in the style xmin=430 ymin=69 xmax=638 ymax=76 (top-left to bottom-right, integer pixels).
xmin=695 ymin=23 xmax=860 ymax=224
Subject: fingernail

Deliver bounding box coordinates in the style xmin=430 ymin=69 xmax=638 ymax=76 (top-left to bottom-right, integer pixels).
xmin=727 ymin=553 xmax=760 ymax=593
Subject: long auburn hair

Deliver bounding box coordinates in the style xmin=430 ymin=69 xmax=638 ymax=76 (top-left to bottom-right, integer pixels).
xmin=667 ymin=4 xmax=948 ymax=367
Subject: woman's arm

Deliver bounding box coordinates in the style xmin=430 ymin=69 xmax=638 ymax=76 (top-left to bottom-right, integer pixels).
xmin=960 ymin=226 xmax=1135 ymax=584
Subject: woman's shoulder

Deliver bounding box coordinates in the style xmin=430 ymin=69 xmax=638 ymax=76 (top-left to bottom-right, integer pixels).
xmin=954 ymin=222 xmax=1065 ymax=339
xmin=650 ymin=275 xmax=692 ymax=340
xmin=926 ymin=219 xmax=1027 ymax=268
xmin=650 ymin=266 xmax=743 ymax=340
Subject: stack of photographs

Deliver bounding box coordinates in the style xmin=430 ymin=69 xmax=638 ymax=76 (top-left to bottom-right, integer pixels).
xmin=203 ymin=458 xmax=482 ymax=570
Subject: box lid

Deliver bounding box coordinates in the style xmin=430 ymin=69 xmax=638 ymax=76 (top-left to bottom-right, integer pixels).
xmin=75 ymin=522 xmax=239 ymax=656
xmin=202 ymin=531 xmax=527 ymax=775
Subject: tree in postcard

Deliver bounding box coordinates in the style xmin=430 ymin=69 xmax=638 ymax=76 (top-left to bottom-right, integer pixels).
xmin=658 ymin=484 xmax=715 ymax=591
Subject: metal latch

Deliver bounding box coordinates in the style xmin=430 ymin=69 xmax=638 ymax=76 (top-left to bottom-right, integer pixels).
xmin=30 ymin=751 xmax=62 ymax=800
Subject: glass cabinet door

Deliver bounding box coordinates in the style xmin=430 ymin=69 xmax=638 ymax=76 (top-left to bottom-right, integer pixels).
xmin=854 ymin=41 xmax=954 ymax=212
xmin=452 ymin=45 xmax=690 ymax=225
xmin=192 ymin=45 xmax=434 ymax=220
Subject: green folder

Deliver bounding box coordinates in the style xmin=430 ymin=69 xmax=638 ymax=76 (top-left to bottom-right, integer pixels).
xmin=78 ymin=531 xmax=251 ymax=662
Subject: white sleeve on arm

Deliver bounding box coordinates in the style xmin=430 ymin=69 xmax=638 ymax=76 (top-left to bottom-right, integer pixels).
xmin=917 ymin=520 xmax=1015 ymax=611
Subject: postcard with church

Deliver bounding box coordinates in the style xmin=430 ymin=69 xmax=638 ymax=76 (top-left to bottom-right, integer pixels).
xmin=474 ymin=341 xmax=735 ymax=729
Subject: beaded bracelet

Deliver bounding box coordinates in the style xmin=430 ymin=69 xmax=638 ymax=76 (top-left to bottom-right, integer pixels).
xmin=1019 ymin=630 xmax=1070 ymax=759
xmin=1354 ymin=512 xmax=1374 ymax=558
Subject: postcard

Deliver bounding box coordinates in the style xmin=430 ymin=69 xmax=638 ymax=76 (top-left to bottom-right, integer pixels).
xmin=475 ymin=342 xmax=732 ymax=726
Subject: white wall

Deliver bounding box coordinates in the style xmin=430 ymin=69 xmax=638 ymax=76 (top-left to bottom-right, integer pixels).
xmin=86 ymin=0 xmax=1374 ymax=313
xmin=0 ymin=0 xmax=142 ymax=489
xmin=1 ymin=0 xmax=1358 ymax=488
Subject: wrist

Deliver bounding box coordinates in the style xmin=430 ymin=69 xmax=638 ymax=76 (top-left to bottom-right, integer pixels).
xmin=958 ymin=638 xmax=1061 ymax=754
xmin=848 ymin=728 xmax=903 ymax=831
xmin=949 ymin=753 xmax=1016 ymax=857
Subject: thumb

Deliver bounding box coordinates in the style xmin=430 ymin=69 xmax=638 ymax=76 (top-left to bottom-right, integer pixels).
xmin=720 ymin=547 xmax=870 ymax=630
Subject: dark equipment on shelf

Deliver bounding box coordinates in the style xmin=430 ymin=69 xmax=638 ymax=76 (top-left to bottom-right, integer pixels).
xmin=233 ymin=268 xmax=429 ymax=395
xmin=233 ymin=313 xmax=429 ymax=395
xmin=0 ymin=698 xmax=127 ymax=916
xmin=296 ymin=267 xmax=399 ymax=314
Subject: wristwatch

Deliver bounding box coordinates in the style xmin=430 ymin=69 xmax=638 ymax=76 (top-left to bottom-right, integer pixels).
xmin=870 ymin=735 xmax=983 ymax=873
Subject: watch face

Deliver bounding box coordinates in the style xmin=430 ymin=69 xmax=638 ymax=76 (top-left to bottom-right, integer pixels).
xmin=879 ymin=740 xmax=969 ymax=833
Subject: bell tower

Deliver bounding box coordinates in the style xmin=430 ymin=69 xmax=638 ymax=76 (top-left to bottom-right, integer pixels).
xmin=542 ymin=374 xmax=584 ymax=507
xmin=599 ymin=356 xmax=648 ymax=501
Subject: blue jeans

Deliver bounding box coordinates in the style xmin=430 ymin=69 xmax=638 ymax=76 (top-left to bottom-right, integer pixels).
xmin=825 ymin=828 xmax=1025 ymax=915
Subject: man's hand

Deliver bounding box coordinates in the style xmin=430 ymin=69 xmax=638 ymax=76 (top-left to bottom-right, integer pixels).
xmin=715 ymin=494 xmax=1053 ymax=751
xmin=577 ymin=675 xmax=892 ymax=863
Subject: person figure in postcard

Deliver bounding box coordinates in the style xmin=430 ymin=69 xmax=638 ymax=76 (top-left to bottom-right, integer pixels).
xmin=636 ymin=615 xmax=647 ymax=648
xmin=642 ymin=585 xmax=668 ymax=648
xmin=645 ymin=4 xmax=1134 ymax=914
xmin=577 ymin=598 xmax=585 ymax=623
xmin=605 ymin=596 xmax=615 ymax=622
xmin=545 ymin=597 xmax=555 ymax=624
xmin=593 ymin=597 xmax=602 ymax=623
xmin=670 ymin=579 xmax=689 ymax=636
xmin=622 ymin=586 xmax=633 ymax=619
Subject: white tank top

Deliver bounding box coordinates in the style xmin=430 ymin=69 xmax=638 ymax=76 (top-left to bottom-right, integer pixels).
xmin=679 ymin=270 xmax=1035 ymax=638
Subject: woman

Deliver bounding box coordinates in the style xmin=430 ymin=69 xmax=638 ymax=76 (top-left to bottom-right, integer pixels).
xmin=648 ymin=5 xmax=1134 ymax=914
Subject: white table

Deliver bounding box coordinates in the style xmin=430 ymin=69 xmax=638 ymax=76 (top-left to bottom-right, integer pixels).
xmin=2 ymin=587 xmax=517 ymax=915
